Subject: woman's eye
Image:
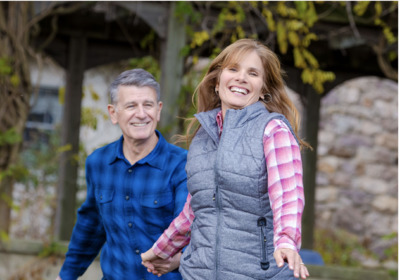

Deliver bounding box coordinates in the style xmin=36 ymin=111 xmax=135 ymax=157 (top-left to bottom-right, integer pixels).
xmin=250 ymin=72 xmax=258 ymax=76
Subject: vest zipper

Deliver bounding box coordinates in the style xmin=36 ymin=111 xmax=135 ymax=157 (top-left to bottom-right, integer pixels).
xmin=257 ymin=217 xmax=270 ymax=270
xmin=214 ymin=187 xmax=221 ymax=279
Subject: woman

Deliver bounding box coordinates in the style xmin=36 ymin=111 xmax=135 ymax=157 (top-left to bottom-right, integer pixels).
xmin=142 ymin=39 xmax=310 ymax=279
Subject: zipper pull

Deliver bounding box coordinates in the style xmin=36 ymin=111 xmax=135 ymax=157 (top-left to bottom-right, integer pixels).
xmin=257 ymin=217 xmax=270 ymax=270
xmin=213 ymin=193 xmax=216 ymax=201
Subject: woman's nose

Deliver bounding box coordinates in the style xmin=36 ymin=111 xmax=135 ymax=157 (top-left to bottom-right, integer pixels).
xmin=235 ymin=70 xmax=247 ymax=82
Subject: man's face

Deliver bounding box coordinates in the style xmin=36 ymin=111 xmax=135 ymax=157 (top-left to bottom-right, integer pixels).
xmin=108 ymin=85 xmax=162 ymax=144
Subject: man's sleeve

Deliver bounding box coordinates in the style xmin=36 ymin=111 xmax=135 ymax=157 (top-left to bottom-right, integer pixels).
xmin=59 ymin=159 xmax=106 ymax=280
xmin=171 ymin=153 xmax=189 ymax=217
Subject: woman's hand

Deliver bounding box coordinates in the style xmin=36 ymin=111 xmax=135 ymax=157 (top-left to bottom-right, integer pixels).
xmin=274 ymin=248 xmax=309 ymax=279
xmin=141 ymin=249 xmax=181 ymax=276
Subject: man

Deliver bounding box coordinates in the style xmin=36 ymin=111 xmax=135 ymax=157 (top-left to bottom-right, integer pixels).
xmin=56 ymin=69 xmax=187 ymax=280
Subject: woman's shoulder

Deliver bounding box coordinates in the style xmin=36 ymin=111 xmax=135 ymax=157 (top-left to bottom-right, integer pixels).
xmin=264 ymin=118 xmax=291 ymax=137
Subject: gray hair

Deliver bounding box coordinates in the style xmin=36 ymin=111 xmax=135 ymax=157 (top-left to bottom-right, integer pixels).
xmin=109 ymin=68 xmax=161 ymax=104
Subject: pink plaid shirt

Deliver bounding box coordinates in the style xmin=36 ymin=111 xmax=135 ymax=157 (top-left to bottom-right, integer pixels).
xmin=153 ymin=112 xmax=304 ymax=258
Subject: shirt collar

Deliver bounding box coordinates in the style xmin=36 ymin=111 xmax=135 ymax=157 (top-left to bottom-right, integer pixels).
xmin=108 ymin=130 xmax=167 ymax=170
xmin=216 ymin=110 xmax=223 ymax=137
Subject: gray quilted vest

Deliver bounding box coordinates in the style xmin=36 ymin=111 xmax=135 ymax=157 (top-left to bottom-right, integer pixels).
xmin=179 ymin=101 xmax=299 ymax=280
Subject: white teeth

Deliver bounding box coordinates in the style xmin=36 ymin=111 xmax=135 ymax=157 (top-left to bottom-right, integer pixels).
xmin=132 ymin=123 xmax=148 ymax=127
xmin=230 ymin=86 xmax=248 ymax=95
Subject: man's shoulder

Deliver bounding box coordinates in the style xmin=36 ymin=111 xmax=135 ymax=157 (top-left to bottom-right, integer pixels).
xmin=165 ymin=142 xmax=187 ymax=159
xmin=87 ymin=138 xmax=120 ymax=161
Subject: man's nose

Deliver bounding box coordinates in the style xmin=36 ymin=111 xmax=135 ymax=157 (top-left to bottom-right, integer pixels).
xmin=135 ymin=105 xmax=146 ymax=118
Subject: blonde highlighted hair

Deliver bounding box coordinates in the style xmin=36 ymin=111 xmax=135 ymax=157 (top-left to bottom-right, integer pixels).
xmin=178 ymin=39 xmax=310 ymax=149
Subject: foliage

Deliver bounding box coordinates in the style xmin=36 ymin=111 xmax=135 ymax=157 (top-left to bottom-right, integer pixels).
xmin=0 ymin=127 xmax=22 ymax=146
xmin=174 ymin=1 xmax=397 ymax=93
xmin=314 ymin=227 xmax=373 ymax=267
xmin=128 ymin=55 xmax=161 ymax=82
xmin=176 ymin=1 xmax=336 ymax=93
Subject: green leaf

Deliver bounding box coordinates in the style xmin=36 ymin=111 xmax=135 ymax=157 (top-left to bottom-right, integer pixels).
xmin=353 ymin=1 xmax=370 ymax=16
xmin=302 ymin=33 xmax=318 ymax=47
xmin=277 ymin=21 xmax=288 ymax=54
xmin=0 ymin=127 xmax=22 ymax=146
xmin=288 ymin=31 xmax=300 ymax=47
xmin=10 ymin=74 xmax=20 ymax=87
xmin=295 ymin=1 xmax=307 ymax=16
xmin=58 ymin=87 xmax=65 ymax=105
xmin=0 ymin=57 xmax=12 ymax=75
xmin=302 ymin=48 xmax=319 ymax=68
xmin=293 ymin=47 xmax=306 ymax=68
xmin=262 ymin=8 xmax=276 ymax=31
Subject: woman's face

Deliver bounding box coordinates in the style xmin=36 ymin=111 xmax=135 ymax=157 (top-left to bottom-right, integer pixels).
xmin=216 ymin=50 xmax=265 ymax=118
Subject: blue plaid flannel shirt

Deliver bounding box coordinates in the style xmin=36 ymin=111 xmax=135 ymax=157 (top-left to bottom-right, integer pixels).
xmin=59 ymin=131 xmax=187 ymax=280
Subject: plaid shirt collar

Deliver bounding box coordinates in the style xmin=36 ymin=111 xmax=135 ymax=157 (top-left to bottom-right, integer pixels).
xmin=108 ymin=130 xmax=166 ymax=170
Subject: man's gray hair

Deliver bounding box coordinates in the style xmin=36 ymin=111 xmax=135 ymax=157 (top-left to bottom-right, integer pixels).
xmin=109 ymin=68 xmax=161 ymax=104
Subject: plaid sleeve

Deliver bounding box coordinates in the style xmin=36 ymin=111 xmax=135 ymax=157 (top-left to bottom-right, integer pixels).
xmin=152 ymin=194 xmax=194 ymax=259
xmin=263 ymin=119 xmax=304 ymax=252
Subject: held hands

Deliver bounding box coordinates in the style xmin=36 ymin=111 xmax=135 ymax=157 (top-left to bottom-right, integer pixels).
xmin=274 ymin=248 xmax=309 ymax=279
xmin=141 ymin=249 xmax=181 ymax=277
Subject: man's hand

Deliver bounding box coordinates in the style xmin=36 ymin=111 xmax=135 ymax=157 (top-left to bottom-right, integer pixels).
xmin=141 ymin=249 xmax=181 ymax=276
xmin=56 ymin=276 xmax=62 ymax=280
xmin=274 ymin=248 xmax=309 ymax=279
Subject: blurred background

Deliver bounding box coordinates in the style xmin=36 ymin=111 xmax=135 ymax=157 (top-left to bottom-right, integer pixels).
xmin=0 ymin=1 xmax=397 ymax=279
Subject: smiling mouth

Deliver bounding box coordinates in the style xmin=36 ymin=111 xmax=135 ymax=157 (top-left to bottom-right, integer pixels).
xmin=230 ymin=86 xmax=249 ymax=95
xmin=131 ymin=122 xmax=150 ymax=127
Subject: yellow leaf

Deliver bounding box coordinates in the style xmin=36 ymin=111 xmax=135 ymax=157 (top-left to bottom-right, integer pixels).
xmin=58 ymin=87 xmax=65 ymax=105
xmin=293 ymin=48 xmax=306 ymax=68
xmin=10 ymin=74 xmax=20 ymax=87
xmin=277 ymin=21 xmax=288 ymax=54
xmin=302 ymin=49 xmax=319 ymax=68
xmin=288 ymin=31 xmax=300 ymax=47
xmin=262 ymin=8 xmax=276 ymax=32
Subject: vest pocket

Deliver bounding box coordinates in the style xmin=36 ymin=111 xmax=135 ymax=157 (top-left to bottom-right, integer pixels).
xmin=257 ymin=217 xmax=270 ymax=270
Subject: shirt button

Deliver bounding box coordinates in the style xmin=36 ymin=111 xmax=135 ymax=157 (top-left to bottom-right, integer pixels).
xmin=154 ymin=200 xmax=158 ymax=205
xmin=135 ymin=249 xmax=140 ymax=254
xmin=128 ymin=169 xmax=132 ymax=173
xmin=125 ymin=195 xmax=130 ymax=200
xmin=128 ymin=223 xmax=132 ymax=228
xmin=100 ymin=195 xmax=103 ymax=200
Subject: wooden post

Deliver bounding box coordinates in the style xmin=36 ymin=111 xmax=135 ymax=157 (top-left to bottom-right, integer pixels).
xmin=159 ymin=2 xmax=186 ymax=140
xmin=54 ymin=36 xmax=86 ymax=241
xmin=301 ymin=85 xmax=321 ymax=250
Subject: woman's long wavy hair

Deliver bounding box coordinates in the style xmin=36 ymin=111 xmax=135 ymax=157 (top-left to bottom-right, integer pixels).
xmin=178 ymin=39 xmax=310 ymax=150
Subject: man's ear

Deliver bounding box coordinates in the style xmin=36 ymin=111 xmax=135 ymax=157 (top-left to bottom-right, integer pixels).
xmin=108 ymin=104 xmax=118 ymax=124
xmin=157 ymin=101 xmax=163 ymax=122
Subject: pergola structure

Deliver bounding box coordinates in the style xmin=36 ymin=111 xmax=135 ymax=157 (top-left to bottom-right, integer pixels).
xmin=31 ymin=1 xmax=397 ymax=244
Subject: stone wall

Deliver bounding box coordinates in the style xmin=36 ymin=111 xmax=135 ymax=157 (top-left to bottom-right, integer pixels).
xmin=315 ymin=76 xmax=398 ymax=267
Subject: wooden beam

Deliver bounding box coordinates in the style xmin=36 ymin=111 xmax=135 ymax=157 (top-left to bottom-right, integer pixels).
xmin=159 ymin=2 xmax=186 ymax=139
xmin=54 ymin=35 xmax=86 ymax=241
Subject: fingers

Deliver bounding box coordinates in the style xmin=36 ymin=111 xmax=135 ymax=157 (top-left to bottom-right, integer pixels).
xmin=141 ymin=249 xmax=157 ymax=262
xmin=273 ymin=249 xmax=285 ymax=267
xmin=299 ymin=262 xmax=310 ymax=279
xmin=142 ymin=260 xmax=155 ymax=271
xmin=274 ymin=248 xmax=310 ymax=279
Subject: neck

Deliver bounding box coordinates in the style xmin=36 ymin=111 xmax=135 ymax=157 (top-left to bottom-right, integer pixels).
xmin=123 ymin=132 xmax=158 ymax=165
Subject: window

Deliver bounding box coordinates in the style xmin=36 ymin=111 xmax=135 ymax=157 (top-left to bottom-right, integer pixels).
xmin=24 ymin=87 xmax=62 ymax=147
